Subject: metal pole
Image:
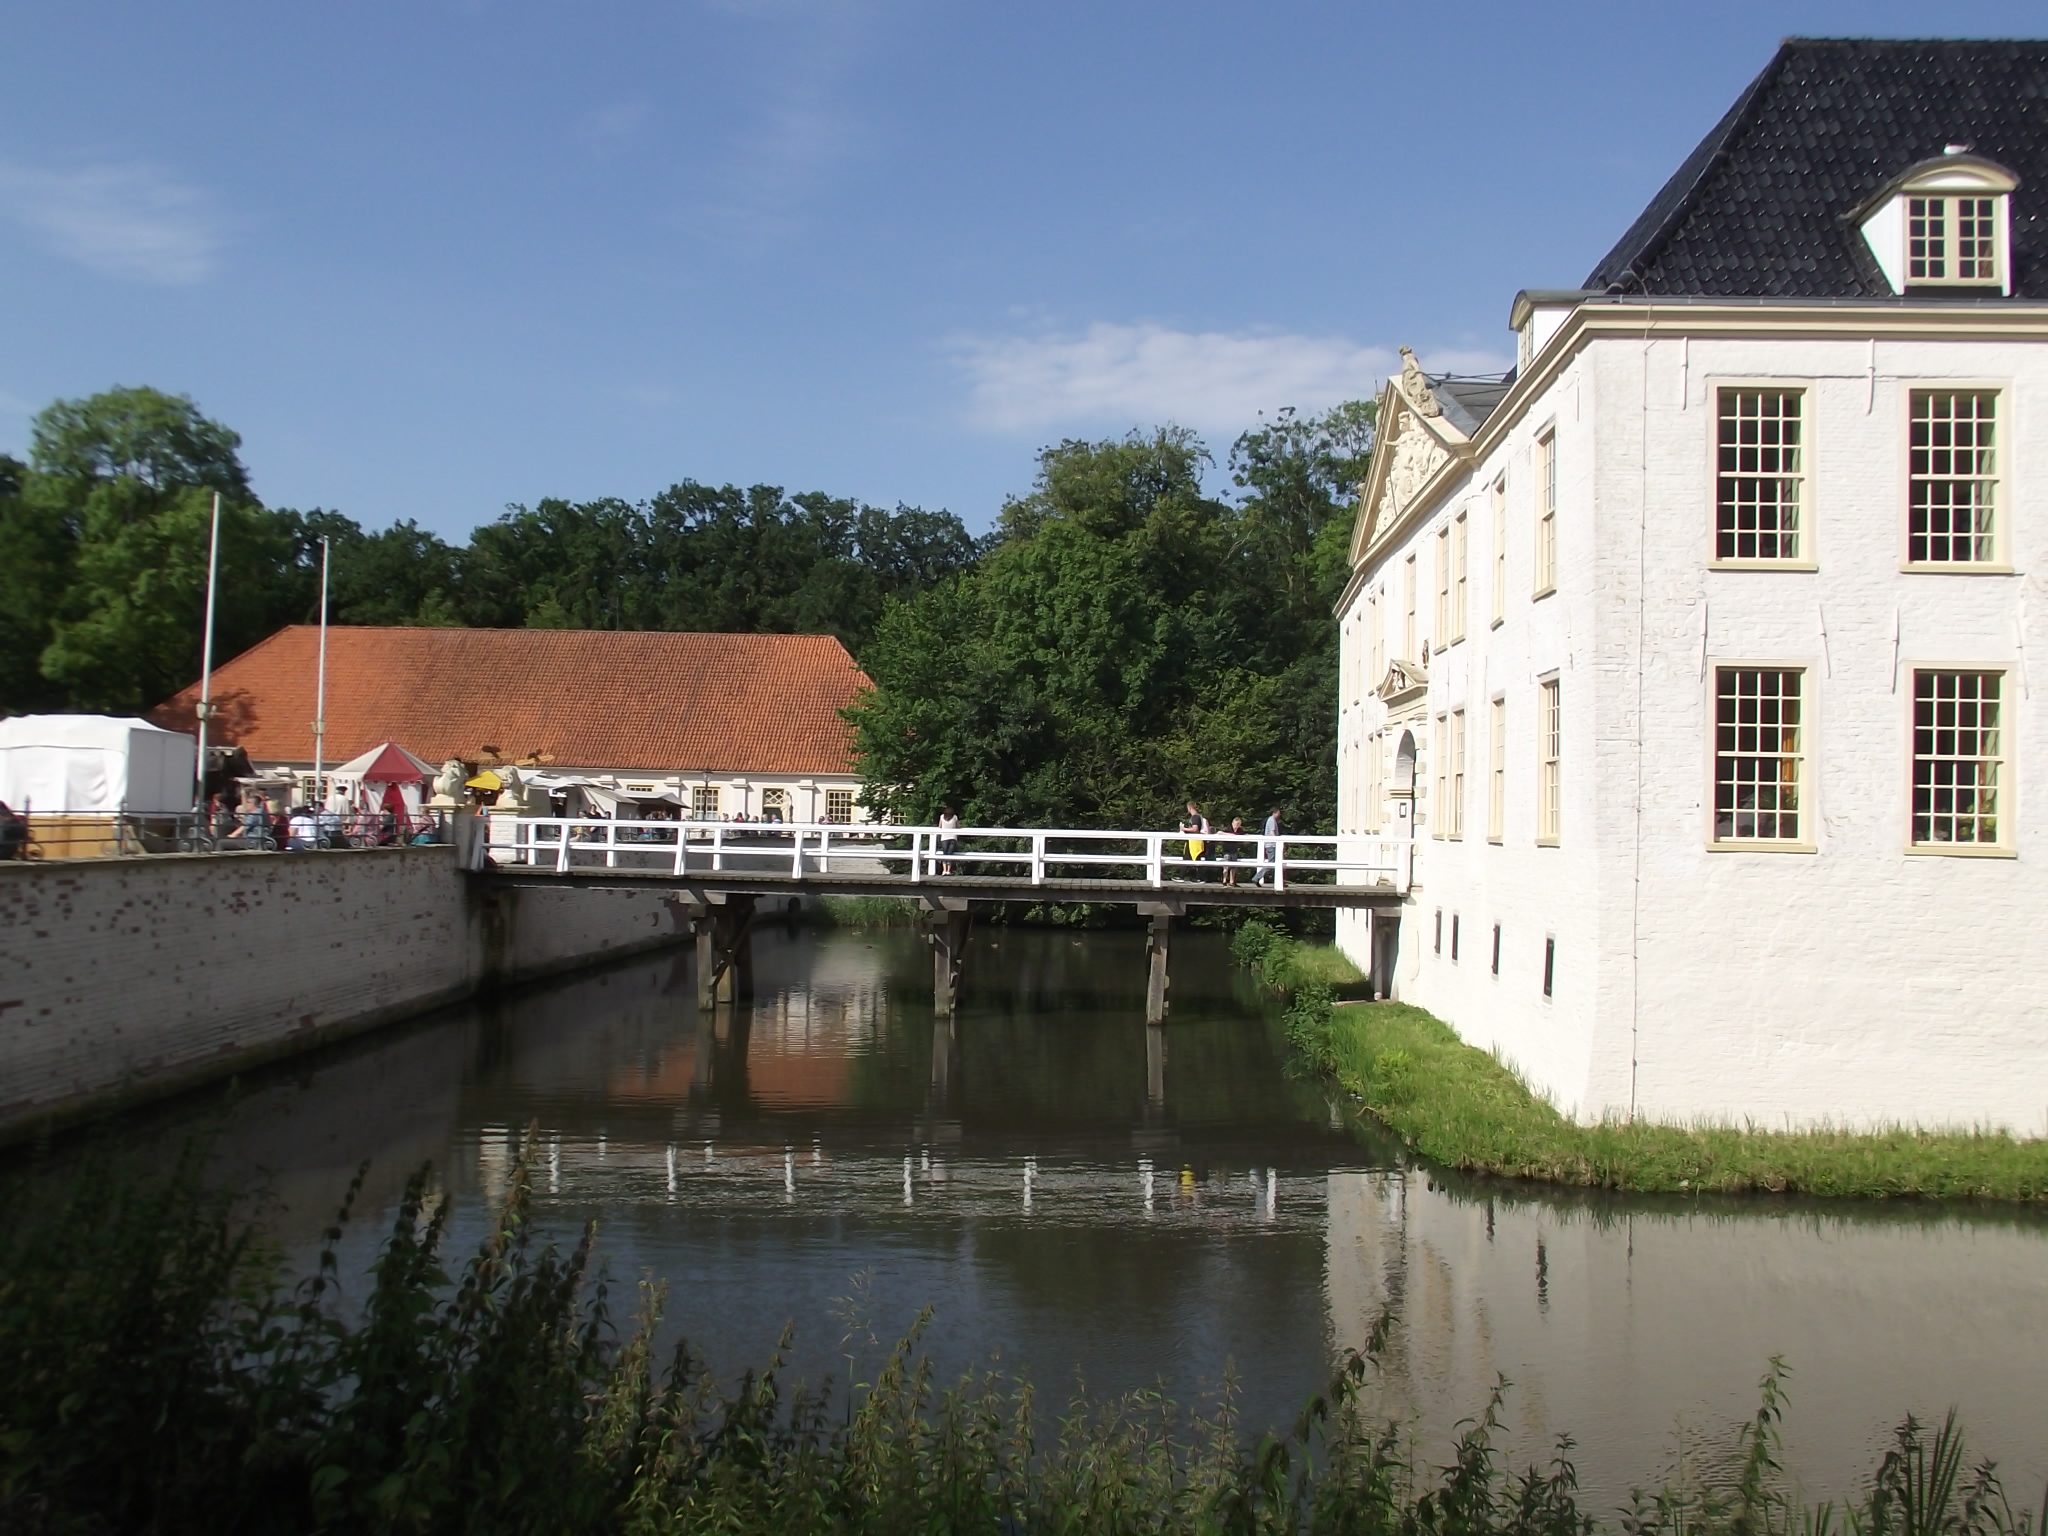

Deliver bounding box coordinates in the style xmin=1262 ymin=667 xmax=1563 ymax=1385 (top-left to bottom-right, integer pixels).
xmin=193 ymin=490 xmax=223 ymax=813
xmin=312 ymin=535 xmax=329 ymax=809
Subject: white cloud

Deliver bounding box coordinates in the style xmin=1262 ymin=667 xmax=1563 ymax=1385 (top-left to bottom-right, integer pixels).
xmin=953 ymin=322 xmax=1510 ymax=435
xmin=0 ymin=160 xmax=221 ymax=284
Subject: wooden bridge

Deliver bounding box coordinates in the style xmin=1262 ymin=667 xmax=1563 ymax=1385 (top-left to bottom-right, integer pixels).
xmin=474 ymin=817 xmax=1411 ymax=1023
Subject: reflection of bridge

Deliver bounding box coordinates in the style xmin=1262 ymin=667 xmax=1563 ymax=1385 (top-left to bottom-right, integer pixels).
xmin=475 ymin=818 xmax=1413 ymax=1023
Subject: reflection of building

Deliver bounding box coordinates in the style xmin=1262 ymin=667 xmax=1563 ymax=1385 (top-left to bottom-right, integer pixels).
xmin=1335 ymin=41 xmax=2048 ymax=1130
xmin=153 ymin=625 xmax=873 ymax=821
xmin=1324 ymin=1170 xmax=2048 ymax=1508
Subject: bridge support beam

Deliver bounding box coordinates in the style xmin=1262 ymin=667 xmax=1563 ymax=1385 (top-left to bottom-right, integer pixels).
xmin=690 ymin=894 xmax=757 ymax=1009
xmin=926 ymin=903 xmax=969 ymax=1015
xmin=1144 ymin=912 xmax=1171 ymax=1024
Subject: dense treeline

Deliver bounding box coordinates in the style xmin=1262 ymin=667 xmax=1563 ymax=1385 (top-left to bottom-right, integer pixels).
xmin=0 ymin=1145 xmax=2024 ymax=1535
xmin=0 ymin=387 xmax=982 ymax=715
xmin=1 ymin=385 xmax=1371 ymax=835
xmin=850 ymin=406 xmax=1373 ymax=834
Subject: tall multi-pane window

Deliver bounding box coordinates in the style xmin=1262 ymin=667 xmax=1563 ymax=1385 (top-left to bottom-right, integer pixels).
xmin=1403 ymin=557 xmax=1417 ymax=661
xmin=1536 ymin=680 xmax=1560 ymax=843
xmin=1447 ymin=709 xmax=1466 ymax=840
xmin=1434 ymin=527 xmax=1451 ymax=645
xmin=1912 ymin=671 xmax=2004 ymax=847
xmin=1534 ymin=434 xmax=1557 ymax=594
xmin=1365 ymin=733 xmax=1383 ymax=834
xmin=1488 ymin=697 xmax=1505 ymax=842
xmin=1431 ymin=716 xmax=1447 ymax=840
xmin=692 ymin=785 xmax=721 ymax=818
xmin=1452 ymin=512 xmax=1469 ymax=642
xmin=1714 ymin=668 xmax=1804 ymax=843
xmin=1910 ymin=196 xmax=2000 ymax=284
xmin=1909 ymin=391 xmax=1998 ymax=565
xmin=1490 ymin=476 xmax=1507 ymax=624
xmin=1716 ymin=390 xmax=1804 ymax=561
xmin=825 ymin=788 xmax=856 ymax=823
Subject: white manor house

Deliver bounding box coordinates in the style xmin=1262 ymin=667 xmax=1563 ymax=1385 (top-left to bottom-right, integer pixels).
xmin=1335 ymin=38 xmax=2048 ymax=1133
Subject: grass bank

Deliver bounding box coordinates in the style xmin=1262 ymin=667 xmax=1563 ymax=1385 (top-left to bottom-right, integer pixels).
xmin=1231 ymin=921 xmax=2048 ymax=1203
xmin=0 ymin=1143 xmax=2032 ymax=1535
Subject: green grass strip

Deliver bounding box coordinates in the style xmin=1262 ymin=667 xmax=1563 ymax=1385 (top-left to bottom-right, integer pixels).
xmin=1232 ymin=920 xmax=2048 ymax=1202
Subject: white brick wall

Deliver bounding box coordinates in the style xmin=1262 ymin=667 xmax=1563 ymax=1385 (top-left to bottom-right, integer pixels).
xmin=0 ymin=847 xmax=684 ymax=1136
xmin=1342 ymin=317 xmax=2048 ymax=1132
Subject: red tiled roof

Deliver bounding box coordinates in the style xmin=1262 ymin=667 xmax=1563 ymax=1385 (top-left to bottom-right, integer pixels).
xmin=152 ymin=627 xmax=871 ymax=776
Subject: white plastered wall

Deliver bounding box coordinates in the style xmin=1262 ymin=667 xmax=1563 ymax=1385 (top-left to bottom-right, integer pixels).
xmin=1340 ymin=319 xmax=2048 ymax=1132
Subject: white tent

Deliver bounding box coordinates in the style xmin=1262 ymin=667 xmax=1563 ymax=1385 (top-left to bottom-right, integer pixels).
xmin=0 ymin=714 xmax=197 ymax=815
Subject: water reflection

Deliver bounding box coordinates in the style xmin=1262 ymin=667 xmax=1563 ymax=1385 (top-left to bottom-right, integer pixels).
xmin=96 ymin=925 xmax=2048 ymax=1509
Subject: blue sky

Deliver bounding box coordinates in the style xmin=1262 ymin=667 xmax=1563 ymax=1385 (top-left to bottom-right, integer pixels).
xmin=2 ymin=2 xmax=2042 ymax=537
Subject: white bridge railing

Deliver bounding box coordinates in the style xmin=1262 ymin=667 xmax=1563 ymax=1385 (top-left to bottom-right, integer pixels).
xmin=492 ymin=818 xmax=1413 ymax=895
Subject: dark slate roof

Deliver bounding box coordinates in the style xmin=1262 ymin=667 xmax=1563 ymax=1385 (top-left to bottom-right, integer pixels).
xmin=1427 ymin=372 xmax=1517 ymax=433
xmin=1585 ymin=39 xmax=2048 ymax=299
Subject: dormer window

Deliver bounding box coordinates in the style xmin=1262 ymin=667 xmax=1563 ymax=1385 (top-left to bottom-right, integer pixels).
xmin=1857 ymin=153 xmax=2018 ymax=295
xmin=1909 ymin=193 xmax=1999 ymax=281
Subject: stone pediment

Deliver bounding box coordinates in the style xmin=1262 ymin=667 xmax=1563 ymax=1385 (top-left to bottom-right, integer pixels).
xmin=1376 ymin=658 xmax=1429 ymax=706
xmin=1349 ymin=354 xmax=1472 ymax=565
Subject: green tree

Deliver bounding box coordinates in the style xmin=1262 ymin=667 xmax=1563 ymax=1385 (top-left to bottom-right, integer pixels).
xmin=2 ymin=389 xmax=315 ymax=714
xmin=849 ymin=406 xmax=1373 ymax=835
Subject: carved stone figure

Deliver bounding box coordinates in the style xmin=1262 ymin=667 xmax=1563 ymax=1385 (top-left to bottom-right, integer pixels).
xmin=429 ymin=758 xmax=465 ymax=810
xmin=1397 ymin=346 xmax=1441 ymax=417
xmin=1378 ymin=415 xmax=1450 ymax=528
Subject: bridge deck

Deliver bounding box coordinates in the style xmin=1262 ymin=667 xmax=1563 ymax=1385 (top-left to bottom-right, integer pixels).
xmin=476 ymin=865 xmax=1403 ymax=910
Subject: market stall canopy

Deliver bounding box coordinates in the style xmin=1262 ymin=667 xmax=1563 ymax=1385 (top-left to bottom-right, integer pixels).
xmin=465 ymin=770 xmax=502 ymax=791
xmin=0 ymin=715 xmax=197 ymax=815
xmin=332 ymin=742 xmax=434 ymax=783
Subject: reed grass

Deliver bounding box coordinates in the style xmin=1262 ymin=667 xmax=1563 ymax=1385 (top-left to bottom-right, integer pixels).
xmin=815 ymin=894 xmax=925 ymax=927
xmin=1230 ymin=923 xmax=2048 ymax=1202
xmin=1 ymin=1141 xmax=2041 ymax=1533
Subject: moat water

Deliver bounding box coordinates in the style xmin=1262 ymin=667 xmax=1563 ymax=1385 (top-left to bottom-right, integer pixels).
xmin=112 ymin=926 xmax=2048 ymax=1508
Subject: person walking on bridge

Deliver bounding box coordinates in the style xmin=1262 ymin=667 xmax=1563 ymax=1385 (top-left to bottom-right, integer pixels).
xmin=937 ymin=806 xmax=960 ymax=875
xmin=1181 ymin=801 xmax=1210 ymax=876
xmin=1254 ymin=807 xmax=1282 ymax=885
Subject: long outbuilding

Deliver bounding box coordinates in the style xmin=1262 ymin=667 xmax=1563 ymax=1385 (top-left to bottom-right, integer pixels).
xmin=152 ymin=625 xmax=875 ymax=823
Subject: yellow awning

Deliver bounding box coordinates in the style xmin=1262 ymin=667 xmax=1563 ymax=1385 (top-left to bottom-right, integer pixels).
xmin=464 ymin=770 xmax=503 ymax=790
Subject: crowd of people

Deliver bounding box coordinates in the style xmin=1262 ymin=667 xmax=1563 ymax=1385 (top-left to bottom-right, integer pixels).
xmin=206 ymin=792 xmax=435 ymax=851
xmin=1177 ymin=802 xmax=1284 ymax=886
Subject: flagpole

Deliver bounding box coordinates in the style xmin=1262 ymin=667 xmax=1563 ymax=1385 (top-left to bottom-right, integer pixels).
xmin=193 ymin=491 xmax=223 ymax=816
xmin=313 ymin=536 xmax=329 ymax=810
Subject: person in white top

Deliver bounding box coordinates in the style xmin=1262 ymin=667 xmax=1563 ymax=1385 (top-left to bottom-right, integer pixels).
xmin=287 ymin=806 xmax=319 ymax=850
xmin=1255 ymin=807 xmax=1282 ymax=885
xmin=937 ymin=807 xmax=961 ymax=875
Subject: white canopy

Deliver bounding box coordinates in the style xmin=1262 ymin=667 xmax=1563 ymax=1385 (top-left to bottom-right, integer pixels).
xmin=0 ymin=714 xmax=197 ymax=815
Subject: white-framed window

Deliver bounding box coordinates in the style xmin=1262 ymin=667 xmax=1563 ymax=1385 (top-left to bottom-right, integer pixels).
xmin=1536 ymin=679 xmax=1560 ymax=844
xmin=1716 ymin=389 xmax=1805 ymax=563
xmin=1490 ymin=475 xmax=1506 ymax=625
xmin=1534 ymin=433 xmax=1557 ymax=595
xmin=1713 ymin=667 xmax=1805 ymax=844
xmin=1403 ymin=556 xmax=1418 ymax=661
xmin=1365 ymin=731 xmax=1383 ymax=835
xmin=692 ymin=784 xmax=721 ymax=818
xmin=760 ymin=787 xmax=788 ymax=822
xmin=1912 ymin=670 xmax=2004 ymax=848
xmin=1908 ymin=390 xmax=1999 ymax=566
xmin=1451 ymin=512 xmax=1469 ymax=642
xmin=1369 ymin=589 xmax=1385 ymax=688
xmin=825 ymin=788 xmax=856 ymax=824
xmin=1910 ymin=195 xmax=2002 ymax=284
xmin=1488 ymin=696 xmax=1505 ymax=843
xmin=1434 ymin=527 xmax=1451 ymax=647
xmin=1447 ymin=708 xmax=1466 ymax=840
xmin=1432 ymin=715 xmax=1447 ymax=840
